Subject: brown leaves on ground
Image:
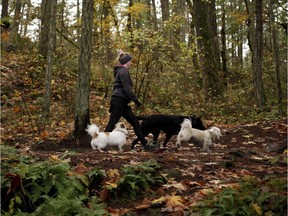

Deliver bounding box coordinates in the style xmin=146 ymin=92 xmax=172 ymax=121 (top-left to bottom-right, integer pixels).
xmin=25 ymin=119 xmax=287 ymax=215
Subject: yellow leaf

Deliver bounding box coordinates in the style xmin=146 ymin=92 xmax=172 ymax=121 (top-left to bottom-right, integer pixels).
xmin=50 ymin=155 xmax=60 ymax=161
xmin=166 ymin=195 xmax=185 ymax=207
xmin=105 ymin=182 xmax=117 ymax=189
xmin=252 ymin=203 xmax=262 ymax=215
xmin=59 ymin=121 xmax=65 ymax=126
xmin=151 ymin=196 xmax=165 ymax=205
xmin=107 ymin=169 xmax=120 ymax=179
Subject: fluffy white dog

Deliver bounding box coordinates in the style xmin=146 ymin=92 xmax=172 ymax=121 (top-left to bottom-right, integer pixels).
xmin=176 ymin=119 xmax=221 ymax=153
xmin=86 ymin=122 xmax=128 ymax=152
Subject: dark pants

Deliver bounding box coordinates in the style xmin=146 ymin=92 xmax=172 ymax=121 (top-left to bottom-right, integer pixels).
xmin=105 ymin=97 xmax=147 ymax=147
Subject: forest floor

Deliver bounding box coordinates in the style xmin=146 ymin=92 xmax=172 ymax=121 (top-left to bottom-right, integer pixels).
xmin=28 ymin=118 xmax=287 ymax=215
xmin=1 ymin=54 xmax=287 ymax=215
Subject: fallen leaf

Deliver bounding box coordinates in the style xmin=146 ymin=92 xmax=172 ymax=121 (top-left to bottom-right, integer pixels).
xmin=40 ymin=130 xmax=49 ymax=139
xmin=252 ymin=203 xmax=262 ymax=215
xmin=163 ymin=195 xmax=186 ymax=212
xmin=98 ymin=188 xmax=109 ymax=202
xmin=73 ymin=163 xmax=91 ymax=175
xmin=163 ymin=182 xmax=187 ymax=192
xmin=107 ymin=169 xmax=120 ymax=179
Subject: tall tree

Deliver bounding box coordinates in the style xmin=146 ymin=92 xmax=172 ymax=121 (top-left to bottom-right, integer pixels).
xmin=1 ymin=0 xmax=9 ymax=18
xmin=220 ymin=2 xmax=228 ymax=87
xmin=11 ymin=0 xmax=22 ymax=41
xmin=269 ymin=0 xmax=282 ymax=103
xmin=39 ymin=0 xmax=52 ymax=58
xmin=43 ymin=0 xmax=57 ymax=119
xmin=151 ymin=0 xmax=158 ymax=31
xmin=253 ymin=0 xmax=266 ymax=109
xmin=160 ymin=0 xmax=170 ymax=40
xmin=193 ymin=0 xmax=222 ymax=100
xmin=208 ymin=0 xmax=221 ymax=80
xmin=74 ymin=0 xmax=94 ymax=138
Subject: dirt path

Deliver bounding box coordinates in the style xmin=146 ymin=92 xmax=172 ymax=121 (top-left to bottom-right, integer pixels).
xmin=30 ymin=119 xmax=287 ymax=212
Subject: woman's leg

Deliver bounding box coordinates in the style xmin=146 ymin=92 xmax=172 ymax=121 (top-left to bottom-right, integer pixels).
xmin=104 ymin=98 xmax=126 ymax=132
xmin=122 ymin=106 xmax=147 ymax=147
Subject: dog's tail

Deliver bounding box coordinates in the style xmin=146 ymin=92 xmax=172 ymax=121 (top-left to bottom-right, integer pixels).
xmin=207 ymin=126 xmax=222 ymax=141
xmin=86 ymin=124 xmax=100 ymax=139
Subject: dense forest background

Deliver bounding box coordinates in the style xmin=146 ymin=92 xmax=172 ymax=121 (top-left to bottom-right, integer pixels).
xmin=1 ymin=0 xmax=287 ymax=139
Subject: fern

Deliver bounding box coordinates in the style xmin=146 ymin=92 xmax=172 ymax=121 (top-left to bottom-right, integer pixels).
xmin=106 ymin=159 xmax=165 ymax=200
xmin=1 ymin=145 xmax=107 ymax=215
xmin=191 ymin=177 xmax=287 ymax=216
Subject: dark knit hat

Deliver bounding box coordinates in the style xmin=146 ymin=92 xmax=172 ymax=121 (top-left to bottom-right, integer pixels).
xmin=119 ymin=53 xmax=132 ymax=65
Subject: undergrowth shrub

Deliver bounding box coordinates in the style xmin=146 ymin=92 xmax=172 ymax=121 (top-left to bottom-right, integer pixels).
xmin=1 ymin=145 xmax=107 ymax=216
xmin=1 ymin=145 xmax=166 ymax=215
xmin=189 ymin=176 xmax=287 ymax=216
xmin=105 ymin=159 xmax=166 ymax=200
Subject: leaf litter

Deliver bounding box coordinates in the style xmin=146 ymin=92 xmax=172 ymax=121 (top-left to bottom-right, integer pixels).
xmin=12 ymin=118 xmax=284 ymax=215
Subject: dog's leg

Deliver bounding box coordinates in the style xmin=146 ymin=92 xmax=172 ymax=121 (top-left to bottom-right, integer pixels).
xmin=151 ymin=129 xmax=160 ymax=142
xmin=176 ymin=139 xmax=182 ymax=148
xmin=97 ymin=146 xmax=104 ymax=152
xmin=201 ymin=140 xmax=207 ymax=152
xmin=163 ymin=133 xmax=173 ymax=147
xmin=131 ymin=138 xmax=139 ymax=149
xmin=202 ymin=140 xmax=211 ymax=153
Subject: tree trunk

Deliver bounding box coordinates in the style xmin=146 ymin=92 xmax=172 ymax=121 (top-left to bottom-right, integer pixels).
xmin=151 ymin=0 xmax=158 ymax=31
xmin=23 ymin=0 xmax=32 ymax=37
xmin=186 ymin=0 xmax=200 ymax=85
xmin=269 ymin=0 xmax=282 ymax=103
xmin=39 ymin=0 xmax=52 ymax=58
xmin=127 ymin=0 xmax=133 ymax=47
xmin=160 ymin=0 xmax=170 ymax=22
xmin=1 ymin=0 xmax=9 ymax=18
xmin=208 ymin=0 xmax=221 ymax=82
xmin=253 ymin=0 xmax=266 ymax=110
xmin=193 ymin=0 xmax=222 ymax=100
xmin=74 ymin=0 xmax=94 ymax=138
xmin=160 ymin=0 xmax=170 ymax=40
xmin=11 ymin=0 xmax=22 ymax=41
xmin=77 ymin=0 xmax=81 ymax=43
xmin=43 ymin=0 xmax=57 ymax=119
xmin=220 ymin=3 xmax=228 ymax=87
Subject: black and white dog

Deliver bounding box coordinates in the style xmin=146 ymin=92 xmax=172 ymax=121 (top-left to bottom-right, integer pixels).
xmin=131 ymin=114 xmax=206 ymax=149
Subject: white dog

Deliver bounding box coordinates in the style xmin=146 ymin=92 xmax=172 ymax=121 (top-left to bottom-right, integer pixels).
xmin=86 ymin=122 xmax=128 ymax=152
xmin=176 ymin=119 xmax=221 ymax=153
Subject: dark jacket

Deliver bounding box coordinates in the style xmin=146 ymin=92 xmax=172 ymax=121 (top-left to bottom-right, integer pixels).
xmin=112 ymin=65 xmax=137 ymax=103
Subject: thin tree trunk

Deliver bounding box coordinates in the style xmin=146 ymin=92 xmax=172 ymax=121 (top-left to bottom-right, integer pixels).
xmin=74 ymin=0 xmax=94 ymax=138
xmin=151 ymin=0 xmax=158 ymax=31
xmin=127 ymin=0 xmax=133 ymax=47
xmin=39 ymin=0 xmax=51 ymax=58
xmin=43 ymin=0 xmax=57 ymax=119
xmin=77 ymin=0 xmax=81 ymax=43
xmin=221 ymin=3 xmax=228 ymax=87
xmin=253 ymin=0 xmax=266 ymax=110
xmin=269 ymin=0 xmax=282 ymax=103
xmin=186 ymin=0 xmax=200 ymax=85
xmin=160 ymin=0 xmax=170 ymax=40
xmin=11 ymin=0 xmax=22 ymax=41
xmin=1 ymin=0 xmax=9 ymax=18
